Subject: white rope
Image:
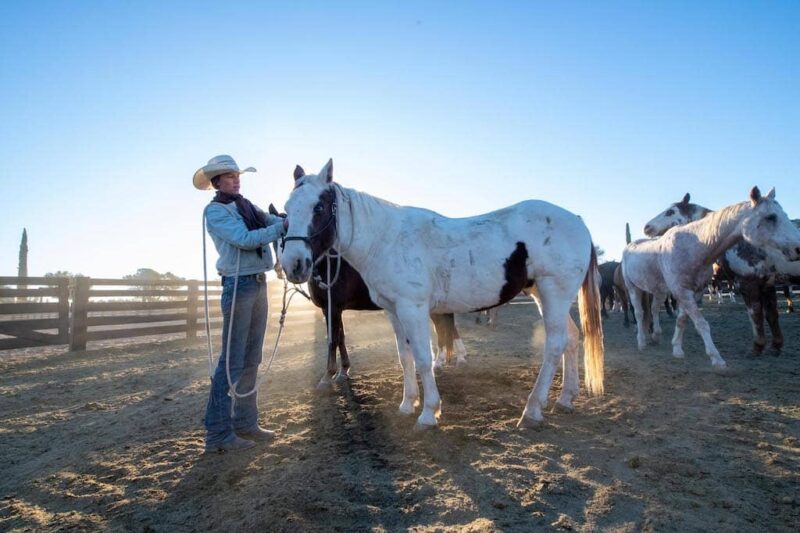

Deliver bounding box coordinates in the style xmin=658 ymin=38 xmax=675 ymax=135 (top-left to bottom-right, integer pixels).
xmin=202 ymin=209 xmax=215 ymax=378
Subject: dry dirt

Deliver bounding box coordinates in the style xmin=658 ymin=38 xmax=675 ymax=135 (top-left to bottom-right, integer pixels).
xmin=1 ymin=286 xmax=799 ymax=532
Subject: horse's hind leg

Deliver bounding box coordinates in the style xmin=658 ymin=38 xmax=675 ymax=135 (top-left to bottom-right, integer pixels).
xmin=627 ymin=286 xmax=648 ymax=350
xmin=650 ymin=292 xmax=664 ymax=344
xmin=385 ymin=310 xmax=420 ymax=415
xmin=519 ymin=282 xmax=572 ymax=428
xmin=555 ymin=316 xmax=581 ymax=412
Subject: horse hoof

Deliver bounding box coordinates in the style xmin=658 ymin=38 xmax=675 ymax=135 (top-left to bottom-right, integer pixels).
xmin=334 ymin=373 xmax=350 ymax=385
xmin=516 ymin=415 xmax=545 ymax=429
xmin=398 ymin=402 xmax=417 ymax=416
xmin=672 ymin=350 xmax=685 ymax=358
xmin=315 ymin=380 xmax=334 ymax=392
xmin=711 ymin=363 xmax=730 ymax=375
xmin=414 ymin=421 xmax=438 ymax=432
xmin=553 ymin=401 xmax=575 ymax=414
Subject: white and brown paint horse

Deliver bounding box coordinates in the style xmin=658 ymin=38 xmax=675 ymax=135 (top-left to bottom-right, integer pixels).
xmin=714 ymin=220 xmax=800 ymax=354
xmin=281 ymin=160 xmax=604 ymax=429
xmin=269 ymin=204 xmax=466 ymax=390
xmin=623 ymin=187 xmax=800 ymax=369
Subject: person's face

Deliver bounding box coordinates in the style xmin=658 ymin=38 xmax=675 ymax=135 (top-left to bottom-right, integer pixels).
xmin=216 ymin=172 xmax=240 ymax=194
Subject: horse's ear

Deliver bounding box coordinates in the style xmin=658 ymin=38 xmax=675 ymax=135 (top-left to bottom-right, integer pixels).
xmin=681 ymin=193 xmax=690 ymax=204
xmin=319 ymin=158 xmax=333 ymax=183
xmin=293 ymin=165 xmax=305 ymax=181
xmin=750 ymin=186 xmax=762 ymax=206
xmin=268 ymin=203 xmax=279 ymax=216
xmin=765 ymin=187 xmax=776 ymax=200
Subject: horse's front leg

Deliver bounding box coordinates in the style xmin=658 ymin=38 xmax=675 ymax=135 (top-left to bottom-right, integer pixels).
xmin=385 ymin=311 xmax=419 ymax=415
xmin=676 ymin=290 xmax=726 ymax=369
xmin=316 ymin=303 xmax=339 ymax=390
xmin=671 ymin=305 xmax=689 ymax=357
xmin=741 ymin=283 xmax=766 ymax=355
xmin=453 ymin=329 xmax=467 ymax=365
xmin=764 ymin=287 xmax=783 ymax=352
xmin=334 ymin=311 xmax=351 ymax=383
xmin=396 ymin=303 xmax=440 ymax=428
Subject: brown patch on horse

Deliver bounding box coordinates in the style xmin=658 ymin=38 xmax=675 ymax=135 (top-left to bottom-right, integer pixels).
xmin=737 ymin=242 xmax=767 ymax=267
xmin=499 ymin=242 xmax=529 ymax=304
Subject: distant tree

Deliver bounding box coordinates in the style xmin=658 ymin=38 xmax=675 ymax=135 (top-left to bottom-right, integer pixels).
xmin=44 ymin=270 xmax=83 ymax=281
xmin=123 ymin=268 xmax=186 ymax=301
xmin=17 ymin=228 xmax=28 ymax=303
xmin=625 ymin=223 xmax=631 ymax=245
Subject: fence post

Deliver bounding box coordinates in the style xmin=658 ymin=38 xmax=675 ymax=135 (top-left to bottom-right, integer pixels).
xmin=56 ymin=278 xmax=70 ymax=343
xmin=186 ymin=280 xmax=199 ymax=338
xmin=69 ymin=276 xmax=90 ymax=351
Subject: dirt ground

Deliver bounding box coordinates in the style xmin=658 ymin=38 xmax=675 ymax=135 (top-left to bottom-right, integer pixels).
xmin=1 ymin=286 xmax=799 ymax=532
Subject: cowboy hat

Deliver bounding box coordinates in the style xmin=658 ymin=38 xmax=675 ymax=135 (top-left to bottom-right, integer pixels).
xmin=193 ymin=154 xmax=256 ymax=191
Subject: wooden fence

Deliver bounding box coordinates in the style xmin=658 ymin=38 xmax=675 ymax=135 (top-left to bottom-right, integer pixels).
xmin=0 ymin=276 xmax=224 ymax=351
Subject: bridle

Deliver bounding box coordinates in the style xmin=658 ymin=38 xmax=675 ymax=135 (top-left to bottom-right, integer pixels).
xmin=280 ymin=196 xmax=337 ymax=253
xmin=279 ymin=187 xmax=343 ymax=347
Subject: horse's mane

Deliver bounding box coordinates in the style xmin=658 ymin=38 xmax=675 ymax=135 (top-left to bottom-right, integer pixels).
xmin=681 ymin=200 xmax=751 ymax=246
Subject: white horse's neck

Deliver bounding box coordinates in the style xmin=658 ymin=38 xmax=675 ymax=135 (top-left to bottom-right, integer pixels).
xmin=333 ymin=184 xmax=400 ymax=269
xmin=688 ymin=201 xmax=752 ymax=265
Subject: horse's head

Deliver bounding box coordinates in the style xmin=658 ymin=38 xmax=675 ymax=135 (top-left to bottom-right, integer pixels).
xmin=741 ymin=187 xmax=800 ymax=261
xmin=643 ymin=193 xmax=712 ymax=237
xmin=281 ymin=159 xmax=338 ymax=283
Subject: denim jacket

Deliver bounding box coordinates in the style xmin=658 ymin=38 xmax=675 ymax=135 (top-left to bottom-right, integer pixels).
xmin=204 ymin=201 xmax=286 ymax=277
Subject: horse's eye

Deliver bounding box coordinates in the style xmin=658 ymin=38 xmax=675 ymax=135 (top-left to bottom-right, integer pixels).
xmin=314 ymin=203 xmax=324 ymax=214
xmin=665 ymin=209 xmax=674 ymax=216
xmin=765 ymin=214 xmax=778 ymax=223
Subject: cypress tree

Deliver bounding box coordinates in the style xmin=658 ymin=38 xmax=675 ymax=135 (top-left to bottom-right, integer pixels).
xmin=17 ymin=228 xmax=28 ymax=302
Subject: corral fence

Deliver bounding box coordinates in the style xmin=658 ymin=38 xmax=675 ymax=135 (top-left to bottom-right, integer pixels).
xmin=0 ymin=276 xmax=224 ymax=351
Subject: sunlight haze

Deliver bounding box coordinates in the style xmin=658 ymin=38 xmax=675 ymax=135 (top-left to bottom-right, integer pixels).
xmin=1 ymin=1 xmax=798 ymax=280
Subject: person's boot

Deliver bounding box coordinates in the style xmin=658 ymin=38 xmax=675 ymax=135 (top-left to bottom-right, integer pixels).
xmin=238 ymin=427 xmax=276 ymax=442
xmin=204 ymin=434 xmax=255 ymax=453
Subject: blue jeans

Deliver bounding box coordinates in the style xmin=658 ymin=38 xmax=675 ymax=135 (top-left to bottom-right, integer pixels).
xmin=204 ymin=274 xmax=268 ymax=446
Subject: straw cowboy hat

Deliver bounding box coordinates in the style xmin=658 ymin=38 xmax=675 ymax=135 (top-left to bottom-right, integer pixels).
xmin=193 ymin=155 xmax=256 ymax=191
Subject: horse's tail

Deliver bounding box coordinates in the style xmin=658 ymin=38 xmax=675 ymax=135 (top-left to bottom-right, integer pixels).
xmin=579 ymin=244 xmax=605 ymax=396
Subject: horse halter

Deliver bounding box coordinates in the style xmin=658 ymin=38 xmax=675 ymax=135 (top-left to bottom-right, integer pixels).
xmin=280 ymin=195 xmax=338 ymax=252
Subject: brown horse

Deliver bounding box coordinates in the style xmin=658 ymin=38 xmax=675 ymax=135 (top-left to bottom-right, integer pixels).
xmin=270 ymin=205 xmax=465 ymax=389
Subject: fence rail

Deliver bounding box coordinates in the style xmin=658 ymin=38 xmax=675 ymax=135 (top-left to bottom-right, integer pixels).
xmin=0 ymin=276 xmax=226 ymax=351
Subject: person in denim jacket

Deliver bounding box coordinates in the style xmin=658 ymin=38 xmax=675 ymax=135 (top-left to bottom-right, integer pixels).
xmin=193 ymin=155 xmax=287 ymax=453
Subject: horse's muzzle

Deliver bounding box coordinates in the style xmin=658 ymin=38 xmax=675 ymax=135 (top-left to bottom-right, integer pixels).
xmin=287 ymin=256 xmax=313 ymax=284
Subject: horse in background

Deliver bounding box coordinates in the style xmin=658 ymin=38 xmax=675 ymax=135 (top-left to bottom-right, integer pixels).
xmin=598 ymin=261 xmax=619 ymax=318
xmin=269 ymin=203 xmax=466 ymax=390
xmin=643 ymin=193 xmax=712 ymax=317
xmin=281 ymin=160 xmax=604 ymax=429
xmin=622 ymin=187 xmax=800 ymax=369
xmin=712 ymin=219 xmax=800 ymax=354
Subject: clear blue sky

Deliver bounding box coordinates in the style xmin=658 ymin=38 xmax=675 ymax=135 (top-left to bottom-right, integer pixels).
xmin=1 ymin=1 xmax=798 ymax=279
